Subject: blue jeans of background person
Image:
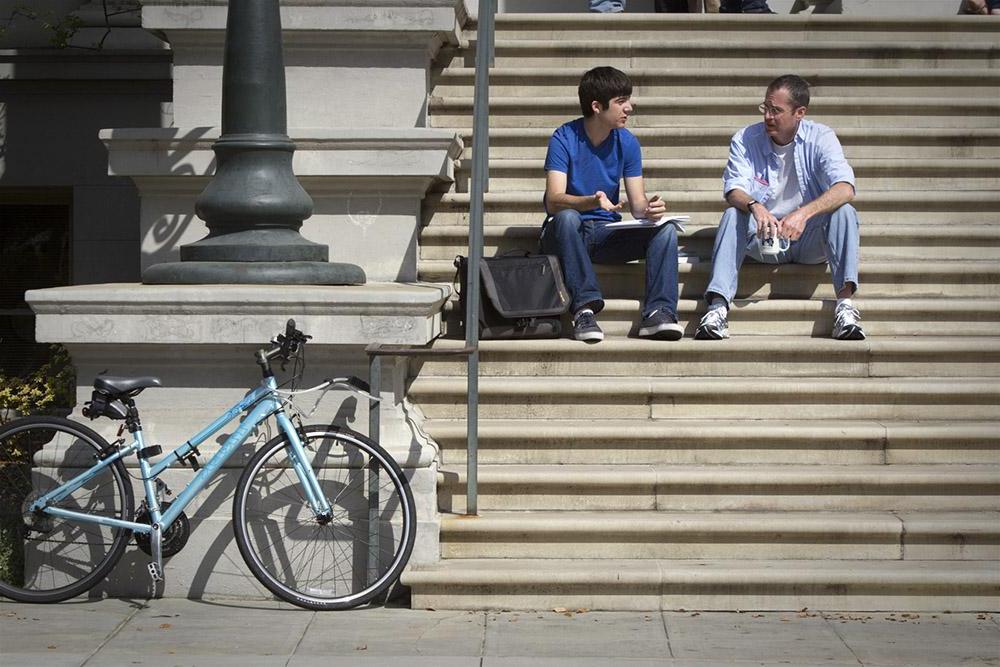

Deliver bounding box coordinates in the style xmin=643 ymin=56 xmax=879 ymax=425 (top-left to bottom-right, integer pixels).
xmin=540 ymin=209 xmax=680 ymax=319
xmin=590 ymin=0 xmax=626 ymax=12
xmin=704 ymin=204 xmax=860 ymax=305
xmin=720 ymin=0 xmax=773 ymax=11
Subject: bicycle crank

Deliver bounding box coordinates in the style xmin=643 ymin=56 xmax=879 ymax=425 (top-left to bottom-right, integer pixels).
xmin=135 ymin=501 xmax=190 ymax=557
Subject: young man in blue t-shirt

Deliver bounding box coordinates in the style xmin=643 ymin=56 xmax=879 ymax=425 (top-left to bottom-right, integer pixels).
xmin=541 ymin=66 xmax=682 ymax=343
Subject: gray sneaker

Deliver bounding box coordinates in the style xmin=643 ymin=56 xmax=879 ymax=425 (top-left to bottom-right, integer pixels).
xmin=695 ymin=307 xmax=729 ymax=340
xmin=573 ymin=310 xmax=604 ymax=343
xmin=638 ymin=310 xmax=683 ymax=340
xmin=832 ymin=302 xmax=866 ymax=340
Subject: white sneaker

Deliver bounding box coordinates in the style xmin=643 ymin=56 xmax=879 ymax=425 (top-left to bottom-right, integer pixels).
xmin=832 ymin=303 xmax=866 ymax=340
xmin=695 ymin=307 xmax=729 ymax=340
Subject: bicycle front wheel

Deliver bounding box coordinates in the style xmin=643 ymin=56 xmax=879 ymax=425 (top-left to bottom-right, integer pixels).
xmin=233 ymin=426 xmax=416 ymax=610
xmin=0 ymin=416 xmax=134 ymax=603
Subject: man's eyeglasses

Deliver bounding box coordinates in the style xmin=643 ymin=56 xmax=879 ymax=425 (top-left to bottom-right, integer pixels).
xmin=758 ymin=103 xmax=792 ymax=117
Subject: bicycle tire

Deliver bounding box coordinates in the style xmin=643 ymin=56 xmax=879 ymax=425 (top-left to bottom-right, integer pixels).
xmin=0 ymin=416 xmax=134 ymax=603
xmin=233 ymin=425 xmax=416 ymax=611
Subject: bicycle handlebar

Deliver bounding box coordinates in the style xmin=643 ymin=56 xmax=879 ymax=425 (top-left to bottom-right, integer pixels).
xmin=274 ymin=375 xmax=379 ymax=403
xmin=258 ymin=319 xmax=312 ymax=372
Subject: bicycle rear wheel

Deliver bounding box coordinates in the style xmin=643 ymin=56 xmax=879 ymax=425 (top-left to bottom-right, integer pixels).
xmin=0 ymin=416 xmax=134 ymax=602
xmin=233 ymin=426 xmax=416 ymax=610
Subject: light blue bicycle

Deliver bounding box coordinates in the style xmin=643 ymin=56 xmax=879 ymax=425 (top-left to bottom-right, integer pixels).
xmin=0 ymin=320 xmax=416 ymax=610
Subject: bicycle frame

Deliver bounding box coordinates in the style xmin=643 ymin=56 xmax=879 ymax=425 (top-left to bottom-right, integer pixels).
xmin=29 ymin=375 xmax=332 ymax=536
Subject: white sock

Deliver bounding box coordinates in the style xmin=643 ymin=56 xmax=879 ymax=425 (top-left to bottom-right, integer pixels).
xmin=836 ymin=297 xmax=853 ymax=310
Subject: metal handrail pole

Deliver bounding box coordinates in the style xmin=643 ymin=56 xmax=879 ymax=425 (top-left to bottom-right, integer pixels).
xmin=465 ymin=0 xmax=495 ymax=516
xmin=367 ymin=353 xmax=381 ymax=584
xmin=488 ymin=0 xmax=497 ymax=66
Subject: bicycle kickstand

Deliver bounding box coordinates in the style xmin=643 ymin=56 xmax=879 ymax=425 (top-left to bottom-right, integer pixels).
xmin=147 ymin=524 xmax=164 ymax=585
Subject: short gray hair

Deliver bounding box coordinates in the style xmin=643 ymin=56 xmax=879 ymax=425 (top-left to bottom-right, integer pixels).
xmin=767 ymin=74 xmax=810 ymax=109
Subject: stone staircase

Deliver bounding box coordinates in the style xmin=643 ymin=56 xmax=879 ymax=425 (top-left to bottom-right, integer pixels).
xmin=402 ymin=14 xmax=1000 ymax=611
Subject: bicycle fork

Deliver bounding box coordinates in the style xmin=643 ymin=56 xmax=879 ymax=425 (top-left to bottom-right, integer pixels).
xmin=276 ymin=412 xmax=332 ymax=519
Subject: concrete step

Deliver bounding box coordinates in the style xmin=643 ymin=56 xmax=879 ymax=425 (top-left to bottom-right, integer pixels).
xmin=466 ymin=39 xmax=997 ymax=71
xmin=427 ymin=419 xmax=1000 ymax=465
xmin=421 ymin=224 xmax=1000 ymax=261
xmin=438 ymin=296 xmax=1000 ymax=338
xmin=415 ymin=337 xmax=1000 ymax=378
xmin=425 ymin=208 xmax=996 ymax=229
xmin=429 ymin=96 xmax=1000 ymax=129
xmin=418 ymin=258 xmax=1000 ymax=299
xmin=437 ymin=464 xmax=1000 ymax=512
xmin=403 ymin=558 xmax=1000 ymax=611
xmin=456 ymin=127 xmax=1000 ymax=160
xmin=433 ymin=66 xmax=1000 ymax=100
xmin=439 ymin=298 xmax=1000 ymax=338
xmin=407 ymin=376 xmax=1000 ymax=420
xmin=466 ymin=14 xmax=1000 ymax=44
xmin=425 ymin=191 xmax=1000 ymax=223
xmin=453 ymin=158 xmax=1000 ymax=193
xmin=413 ymin=13 xmax=1000 ymax=615
xmin=437 ymin=510 xmax=1000 ymax=560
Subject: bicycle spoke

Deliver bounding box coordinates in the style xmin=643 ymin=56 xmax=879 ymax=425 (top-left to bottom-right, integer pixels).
xmin=0 ymin=418 xmax=133 ymax=603
xmin=234 ymin=428 xmax=415 ymax=610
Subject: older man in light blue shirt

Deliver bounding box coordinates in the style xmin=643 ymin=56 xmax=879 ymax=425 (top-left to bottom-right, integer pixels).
xmin=696 ymin=74 xmax=865 ymax=341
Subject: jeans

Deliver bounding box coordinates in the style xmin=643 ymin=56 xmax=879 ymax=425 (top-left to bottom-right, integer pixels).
xmin=704 ymin=204 xmax=861 ymax=305
xmin=590 ymin=0 xmax=626 ymax=12
xmin=540 ymin=209 xmax=680 ymax=319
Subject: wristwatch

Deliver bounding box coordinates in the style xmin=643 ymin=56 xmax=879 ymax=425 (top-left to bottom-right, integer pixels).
xmin=746 ymin=199 xmax=759 ymax=214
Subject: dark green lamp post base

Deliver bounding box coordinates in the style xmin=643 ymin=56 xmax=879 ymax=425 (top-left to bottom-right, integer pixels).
xmin=142 ymin=261 xmax=366 ymax=285
xmin=140 ymin=0 xmax=366 ymax=288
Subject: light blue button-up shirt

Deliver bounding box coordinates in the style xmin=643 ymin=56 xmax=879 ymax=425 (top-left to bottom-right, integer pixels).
xmin=722 ymin=119 xmax=856 ymax=207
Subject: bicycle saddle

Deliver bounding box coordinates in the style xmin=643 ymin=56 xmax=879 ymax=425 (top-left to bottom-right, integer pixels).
xmin=94 ymin=375 xmax=163 ymax=395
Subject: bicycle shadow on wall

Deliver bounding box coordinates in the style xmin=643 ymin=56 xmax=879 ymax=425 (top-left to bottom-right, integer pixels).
xmin=181 ymin=402 xmax=362 ymax=601
xmin=8 ymin=430 xmax=202 ymax=601
xmin=95 ymin=429 xmax=261 ymax=601
xmin=239 ymin=452 xmax=409 ymax=602
xmin=107 ymin=395 xmax=394 ymax=603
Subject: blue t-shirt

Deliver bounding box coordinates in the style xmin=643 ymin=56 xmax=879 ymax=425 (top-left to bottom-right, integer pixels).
xmin=544 ymin=118 xmax=643 ymax=223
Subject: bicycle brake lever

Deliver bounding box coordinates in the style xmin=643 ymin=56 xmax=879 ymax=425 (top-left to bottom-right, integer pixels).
xmin=330 ymin=379 xmax=380 ymax=404
xmin=348 ymin=376 xmax=370 ymax=393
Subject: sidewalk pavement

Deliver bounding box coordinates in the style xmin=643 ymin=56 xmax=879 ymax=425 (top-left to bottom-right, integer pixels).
xmin=1 ymin=598 xmax=997 ymax=667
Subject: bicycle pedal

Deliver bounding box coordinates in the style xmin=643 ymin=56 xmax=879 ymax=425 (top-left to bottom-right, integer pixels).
xmin=147 ymin=561 xmax=164 ymax=583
